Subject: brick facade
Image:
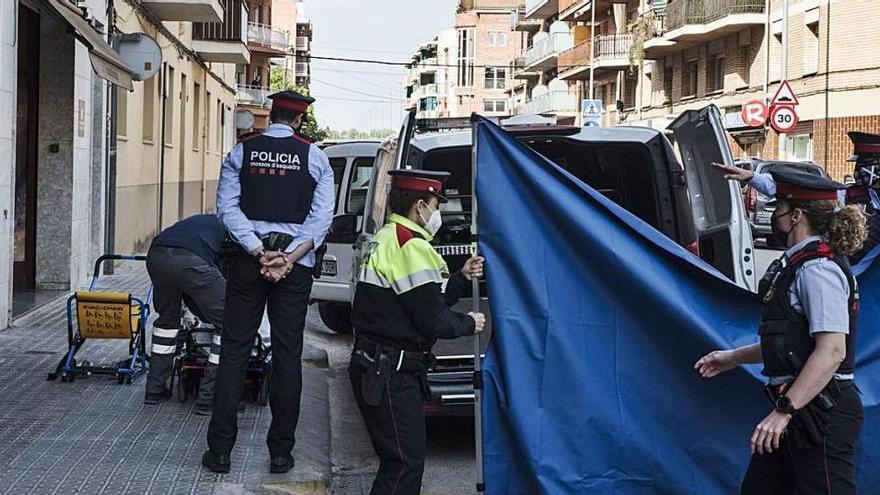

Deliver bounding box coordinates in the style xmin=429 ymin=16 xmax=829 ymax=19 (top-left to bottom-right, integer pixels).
xmin=814 ymin=115 xmax=880 ymax=180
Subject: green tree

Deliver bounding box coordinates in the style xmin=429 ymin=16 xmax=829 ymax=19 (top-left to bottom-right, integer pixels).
xmin=269 ymin=67 xmax=328 ymax=142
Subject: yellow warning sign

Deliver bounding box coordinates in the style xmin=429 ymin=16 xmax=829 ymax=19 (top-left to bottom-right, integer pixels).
xmin=77 ymin=300 xmax=133 ymax=339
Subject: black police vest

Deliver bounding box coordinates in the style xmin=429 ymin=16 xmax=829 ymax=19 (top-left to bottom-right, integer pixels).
xmin=239 ymin=134 xmax=316 ymax=223
xmin=758 ymin=241 xmax=858 ymax=378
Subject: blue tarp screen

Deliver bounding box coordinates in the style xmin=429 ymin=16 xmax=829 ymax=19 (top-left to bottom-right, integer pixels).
xmin=475 ymin=117 xmax=880 ymax=494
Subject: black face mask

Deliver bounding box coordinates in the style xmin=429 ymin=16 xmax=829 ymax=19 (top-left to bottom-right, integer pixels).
xmin=770 ymin=209 xmax=795 ymax=248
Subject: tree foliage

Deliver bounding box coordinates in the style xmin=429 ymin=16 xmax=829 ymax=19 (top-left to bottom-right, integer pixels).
xmin=269 ymin=67 xmax=328 ymax=142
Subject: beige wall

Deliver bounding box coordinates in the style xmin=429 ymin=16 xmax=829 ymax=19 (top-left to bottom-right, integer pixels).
xmin=115 ymin=3 xmax=237 ymax=253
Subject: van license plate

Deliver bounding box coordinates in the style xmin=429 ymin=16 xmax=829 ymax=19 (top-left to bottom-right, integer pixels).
xmin=322 ymin=260 xmax=337 ymax=277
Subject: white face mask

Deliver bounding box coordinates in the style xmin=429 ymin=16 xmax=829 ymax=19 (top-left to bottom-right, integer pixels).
xmin=418 ymin=201 xmax=443 ymax=236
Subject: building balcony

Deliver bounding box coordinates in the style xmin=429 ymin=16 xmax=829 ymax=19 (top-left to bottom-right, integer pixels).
xmin=511 ymin=6 xmax=542 ymax=32
xmin=664 ymin=0 xmax=764 ymax=43
xmin=524 ymin=32 xmax=573 ymax=72
xmin=247 ymin=22 xmax=289 ymax=54
xmin=236 ymin=84 xmax=270 ymax=107
xmin=524 ymin=91 xmax=577 ymax=115
xmin=295 ymin=35 xmax=310 ymax=52
xmin=417 ymin=109 xmax=440 ymax=119
xmin=418 ymin=83 xmax=439 ymax=97
xmin=141 ymin=0 xmax=223 ymax=22
xmin=295 ymin=62 xmax=310 ymax=77
xmin=296 ymin=18 xmax=312 ymax=37
xmin=525 ymin=0 xmax=558 ymax=20
xmin=192 ymin=0 xmax=250 ymax=64
xmin=559 ymin=35 xmax=632 ymax=80
xmin=512 ymin=56 xmax=541 ymax=79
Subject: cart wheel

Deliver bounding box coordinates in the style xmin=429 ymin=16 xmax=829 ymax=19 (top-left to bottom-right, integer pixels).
xmin=125 ymin=375 xmax=133 ymax=385
xmin=61 ymin=373 xmax=74 ymax=383
xmin=117 ymin=374 xmax=125 ymax=385
xmin=177 ymin=375 xmax=188 ymax=403
xmin=257 ymin=365 xmax=271 ymax=406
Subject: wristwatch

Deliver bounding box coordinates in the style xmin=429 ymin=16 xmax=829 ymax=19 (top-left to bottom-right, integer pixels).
xmin=254 ymin=248 xmax=266 ymax=259
xmin=774 ymin=395 xmax=798 ymax=415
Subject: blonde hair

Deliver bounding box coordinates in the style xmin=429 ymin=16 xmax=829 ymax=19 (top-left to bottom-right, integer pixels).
xmin=789 ymin=199 xmax=868 ymax=256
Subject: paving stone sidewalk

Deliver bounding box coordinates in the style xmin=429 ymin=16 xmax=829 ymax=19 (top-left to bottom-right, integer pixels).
xmin=0 ymin=264 xmax=330 ymax=495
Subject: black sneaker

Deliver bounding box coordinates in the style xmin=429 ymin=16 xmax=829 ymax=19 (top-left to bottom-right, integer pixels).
xmin=194 ymin=404 xmax=212 ymax=416
xmin=269 ymin=455 xmax=295 ymax=474
xmin=143 ymin=389 xmax=172 ymax=404
xmin=201 ymin=450 xmax=231 ymax=473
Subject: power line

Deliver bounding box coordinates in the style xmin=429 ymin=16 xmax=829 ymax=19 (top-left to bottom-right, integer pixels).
xmin=307 ymin=53 xmax=599 ymax=71
xmin=310 ymin=45 xmax=414 ymax=56
xmin=310 ymin=66 xmax=402 ymax=92
xmin=311 ymin=94 xmax=400 ymax=104
xmin=311 ymin=77 xmax=403 ymax=101
xmin=311 ymin=62 xmax=405 ymax=77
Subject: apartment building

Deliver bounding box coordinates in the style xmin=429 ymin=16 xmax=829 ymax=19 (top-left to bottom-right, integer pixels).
xmin=514 ymin=0 xmax=880 ymax=180
xmin=454 ymin=0 xmax=524 ymax=118
xmin=235 ymin=0 xmax=291 ymax=132
xmin=405 ymin=31 xmax=458 ymax=119
xmin=0 ymin=0 xmax=136 ymax=325
xmin=113 ymin=0 xmax=240 ymax=256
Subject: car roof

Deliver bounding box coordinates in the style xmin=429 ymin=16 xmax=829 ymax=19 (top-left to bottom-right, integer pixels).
xmin=323 ymin=141 xmax=381 ymax=158
xmin=410 ymin=125 xmax=664 ymax=151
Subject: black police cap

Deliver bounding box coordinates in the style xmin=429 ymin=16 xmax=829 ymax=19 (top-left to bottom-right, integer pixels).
xmin=767 ymin=166 xmax=845 ymax=205
xmin=847 ymin=131 xmax=880 ymax=162
xmin=268 ymin=90 xmax=315 ymax=112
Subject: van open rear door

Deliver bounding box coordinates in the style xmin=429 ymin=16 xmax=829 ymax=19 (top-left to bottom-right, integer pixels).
xmin=669 ymin=105 xmax=757 ymax=291
xmin=350 ymin=109 xmax=416 ymax=300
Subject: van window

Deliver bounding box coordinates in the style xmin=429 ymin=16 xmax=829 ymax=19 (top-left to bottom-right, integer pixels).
xmin=330 ymin=157 xmax=347 ymax=210
xmin=416 ymin=139 xmax=662 ymax=236
xmin=347 ymin=157 xmax=374 ymax=214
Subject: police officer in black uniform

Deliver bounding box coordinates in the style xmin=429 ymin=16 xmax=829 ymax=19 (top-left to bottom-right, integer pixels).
xmin=845 ymin=131 xmax=880 ymax=263
xmin=144 ymin=213 xmax=226 ymax=410
xmin=696 ymin=167 xmax=867 ymax=494
xmin=350 ymin=170 xmax=486 ymax=494
xmin=203 ymin=91 xmax=334 ymax=474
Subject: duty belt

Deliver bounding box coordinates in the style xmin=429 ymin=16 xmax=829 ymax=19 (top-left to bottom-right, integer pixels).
xmin=353 ymin=335 xmax=435 ymax=373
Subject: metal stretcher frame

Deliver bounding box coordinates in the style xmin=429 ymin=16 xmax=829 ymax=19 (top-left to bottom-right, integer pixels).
xmin=47 ymin=254 xmax=153 ymax=384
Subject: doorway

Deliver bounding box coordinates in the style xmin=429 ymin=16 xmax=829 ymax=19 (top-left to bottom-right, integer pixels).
xmin=13 ymin=4 xmax=40 ymax=293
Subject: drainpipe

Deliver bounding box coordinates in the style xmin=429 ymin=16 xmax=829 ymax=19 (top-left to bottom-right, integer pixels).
xmin=158 ymin=62 xmax=167 ymax=230
xmin=105 ymin=0 xmax=117 ymax=271
xmin=201 ymin=71 xmax=208 ymax=212
xmin=588 ymin=0 xmax=596 ymax=101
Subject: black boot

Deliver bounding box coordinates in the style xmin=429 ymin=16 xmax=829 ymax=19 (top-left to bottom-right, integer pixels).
xmin=269 ymin=455 xmax=294 ymax=474
xmin=201 ymin=450 xmax=231 ymax=473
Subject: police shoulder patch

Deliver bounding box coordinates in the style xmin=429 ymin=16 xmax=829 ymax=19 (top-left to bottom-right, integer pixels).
xmin=395 ymin=223 xmax=425 ymax=247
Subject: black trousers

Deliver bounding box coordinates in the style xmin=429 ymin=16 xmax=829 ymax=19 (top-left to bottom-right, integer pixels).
xmin=207 ymin=251 xmax=312 ymax=457
xmin=741 ymin=382 xmax=863 ymax=495
xmin=145 ymin=246 xmax=226 ymax=395
xmin=349 ymin=363 xmax=427 ymax=495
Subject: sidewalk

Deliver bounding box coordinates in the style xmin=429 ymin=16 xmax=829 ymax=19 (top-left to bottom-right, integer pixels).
xmin=0 ymin=265 xmax=330 ymax=495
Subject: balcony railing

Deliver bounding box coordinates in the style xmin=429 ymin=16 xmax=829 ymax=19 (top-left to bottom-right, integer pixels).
xmin=237 ymin=84 xmax=270 ymax=107
xmin=193 ymin=0 xmax=247 ymax=44
xmin=524 ymin=32 xmax=573 ymax=67
xmin=419 ymin=83 xmax=438 ymax=96
xmin=295 ymin=62 xmax=310 ymax=77
xmin=558 ymin=39 xmax=590 ymax=73
xmin=247 ymin=22 xmax=289 ymax=51
xmin=558 ymin=0 xmax=586 ymax=14
xmin=595 ymin=34 xmax=633 ymax=61
xmin=295 ymin=35 xmax=309 ymax=51
xmin=524 ymin=91 xmax=578 ymax=115
xmin=667 ymin=0 xmax=765 ymax=32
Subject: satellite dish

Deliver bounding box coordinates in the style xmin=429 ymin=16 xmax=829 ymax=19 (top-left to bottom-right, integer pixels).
xmin=235 ymin=109 xmax=255 ymax=130
xmin=116 ymin=33 xmax=162 ymax=81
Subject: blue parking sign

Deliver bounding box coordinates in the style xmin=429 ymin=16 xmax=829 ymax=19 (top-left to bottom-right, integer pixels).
xmin=581 ymin=99 xmax=602 ymax=127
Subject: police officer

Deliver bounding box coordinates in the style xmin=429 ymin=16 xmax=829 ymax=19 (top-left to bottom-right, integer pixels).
xmin=714 ymin=131 xmax=880 ymax=263
xmin=695 ymin=167 xmax=867 ymax=494
xmin=144 ymin=213 xmax=226 ymax=414
xmin=349 ymin=169 xmax=486 ymax=495
xmin=203 ymin=91 xmax=334 ymax=474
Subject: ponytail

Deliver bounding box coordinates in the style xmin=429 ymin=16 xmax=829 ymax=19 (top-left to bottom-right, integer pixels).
xmin=789 ymin=200 xmax=868 ymax=256
xmin=826 ymin=205 xmax=868 ymax=256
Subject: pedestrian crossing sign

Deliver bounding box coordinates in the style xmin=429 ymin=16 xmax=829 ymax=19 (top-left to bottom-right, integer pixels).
xmin=582 ymin=99 xmax=602 ymax=127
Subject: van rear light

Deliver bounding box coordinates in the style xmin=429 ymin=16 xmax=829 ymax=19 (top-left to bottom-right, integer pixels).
xmin=746 ymin=186 xmax=757 ymax=213
xmin=687 ymin=241 xmax=700 ymax=256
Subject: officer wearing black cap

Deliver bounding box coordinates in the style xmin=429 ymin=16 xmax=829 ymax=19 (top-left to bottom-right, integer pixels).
xmin=204 ymin=90 xmax=334 ymax=474
xmin=696 ymin=167 xmax=867 ymax=494
xmin=349 ymin=169 xmax=486 ymax=494
xmin=714 ymin=132 xmax=880 ymax=264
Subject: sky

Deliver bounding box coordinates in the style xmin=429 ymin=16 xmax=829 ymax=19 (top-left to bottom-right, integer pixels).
xmin=306 ymin=0 xmax=459 ymax=132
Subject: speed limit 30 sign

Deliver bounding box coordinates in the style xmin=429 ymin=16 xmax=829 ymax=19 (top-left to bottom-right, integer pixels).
xmin=770 ymin=105 xmax=799 ymax=133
